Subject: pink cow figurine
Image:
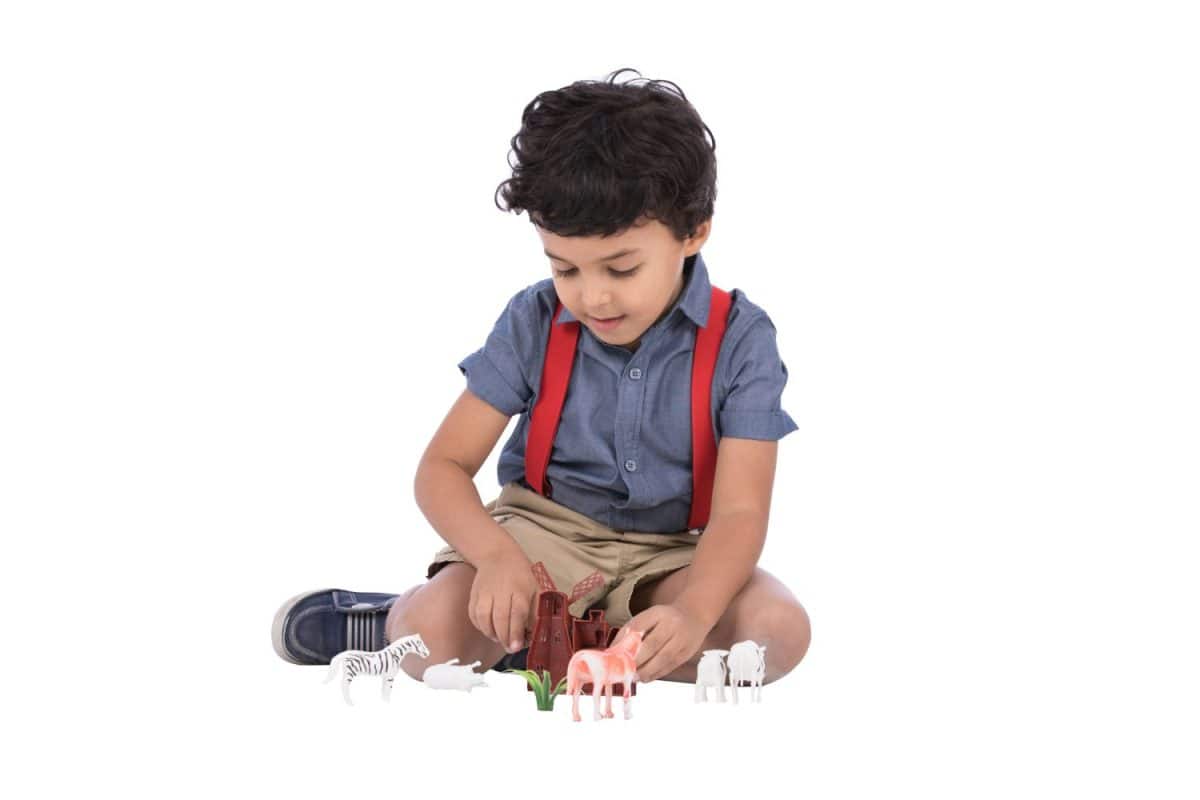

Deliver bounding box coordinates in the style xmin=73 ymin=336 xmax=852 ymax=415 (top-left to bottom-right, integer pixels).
xmin=566 ymin=629 xmax=643 ymax=722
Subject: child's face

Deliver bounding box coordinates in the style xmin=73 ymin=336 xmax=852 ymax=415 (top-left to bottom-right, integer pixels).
xmin=536 ymin=216 xmax=712 ymax=352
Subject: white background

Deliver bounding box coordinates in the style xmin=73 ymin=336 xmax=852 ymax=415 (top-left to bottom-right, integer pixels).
xmin=2 ymin=1 xmax=1197 ymax=797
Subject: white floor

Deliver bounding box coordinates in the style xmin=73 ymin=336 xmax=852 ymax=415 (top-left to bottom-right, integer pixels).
xmin=5 ymin=2 xmax=1197 ymax=797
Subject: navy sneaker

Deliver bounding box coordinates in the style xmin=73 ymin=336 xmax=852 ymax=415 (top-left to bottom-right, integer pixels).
xmin=272 ymin=588 xmax=399 ymax=665
xmin=490 ymin=646 xmax=529 ymax=673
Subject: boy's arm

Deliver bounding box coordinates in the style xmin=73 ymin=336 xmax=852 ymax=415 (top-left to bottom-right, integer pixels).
xmin=414 ymin=388 xmax=526 ymax=566
xmin=674 ymin=437 xmax=778 ymax=628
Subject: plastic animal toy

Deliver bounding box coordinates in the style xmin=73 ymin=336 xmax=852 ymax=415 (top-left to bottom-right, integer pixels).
xmin=694 ymin=649 xmax=730 ymax=703
xmin=324 ymin=633 xmax=429 ymax=705
xmin=566 ymin=629 xmax=643 ymax=722
xmin=726 ymin=639 xmax=767 ymax=704
xmin=421 ymin=658 xmax=488 ymax=692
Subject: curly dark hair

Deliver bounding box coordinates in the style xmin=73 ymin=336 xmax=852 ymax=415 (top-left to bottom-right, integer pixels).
xmin=494 ymin=68 xmax=717 ymax=242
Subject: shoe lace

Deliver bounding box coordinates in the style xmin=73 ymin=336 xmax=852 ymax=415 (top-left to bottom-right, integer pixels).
xmin=346 ymin=603 xmax=381 ymax=651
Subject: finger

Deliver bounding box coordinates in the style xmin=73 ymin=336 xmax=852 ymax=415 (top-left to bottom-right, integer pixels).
xmin=631 ymin=621 xmax=674 ymax=671
xmin=507 ymin=594 xmax=528 ymax=652
xmin=468 ymin=581 xmax=482 ymax=636
xmin=492 ymin=593 xmax=513 ymax=650
xmin=638 ymin=640 xmax=686 ymax=683
xmin=631 ymin=608 xmax=667 ymax=644
xmin=616 ymin=607 xmax=663 ymax=644
xmin=637 ymin=629 xmax=670 ymax=670
xmin=475 ymin=593 xmax=497 ymax=643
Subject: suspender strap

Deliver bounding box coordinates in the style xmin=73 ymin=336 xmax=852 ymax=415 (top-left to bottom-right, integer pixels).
xmin=525 ymin=286 xmax=734 ymax=529
xmin=525 ymin=303 xmax=579 ymax=497
xmin=688 ymin=287 xmax=733 ymax=530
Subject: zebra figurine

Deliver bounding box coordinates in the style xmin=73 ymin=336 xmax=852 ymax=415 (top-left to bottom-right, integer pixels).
xmin=323 ymin=633 xmax=430 ymax=705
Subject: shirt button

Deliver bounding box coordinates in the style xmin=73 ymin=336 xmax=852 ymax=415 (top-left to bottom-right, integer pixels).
xmin=624 ymin=459 xmax=638 ymax=472
xmin=629 ymin=367 xmax=643 ymax=380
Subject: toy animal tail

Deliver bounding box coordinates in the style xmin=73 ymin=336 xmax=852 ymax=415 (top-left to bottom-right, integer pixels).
xmin=323 ymin=652 xmax=345 ymax=684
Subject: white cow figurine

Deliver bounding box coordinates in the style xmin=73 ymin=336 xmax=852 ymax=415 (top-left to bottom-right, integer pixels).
xmin=694 ymin=649 xmax=729 ymax=703
xmin=421 ymin=658 xmax=489 ymax=692
xmin=727 ymin=640 xmax=767 ymax=704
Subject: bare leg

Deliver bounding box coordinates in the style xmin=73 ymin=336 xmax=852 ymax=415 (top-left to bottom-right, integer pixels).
xmin=383 ymin=563 xmax=508 ymax=683
xmin=627 ymin=565 xmax=812 ymax=685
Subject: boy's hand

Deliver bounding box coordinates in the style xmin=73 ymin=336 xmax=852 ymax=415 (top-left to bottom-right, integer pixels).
xmin=613 ymin=602 xmax=713 ymax=683
xmin=468 ymin=550 xmax=538 ymax=654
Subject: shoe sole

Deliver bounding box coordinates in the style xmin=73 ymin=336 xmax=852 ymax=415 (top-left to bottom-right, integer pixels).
xmin=272 ymin=587 xmax=338 ymax=665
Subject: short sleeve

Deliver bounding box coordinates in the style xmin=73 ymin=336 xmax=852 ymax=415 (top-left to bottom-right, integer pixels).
xmin=456 ymin=287 xmax=542 ymax=417
xmin=717 ymin=313 xmax=799 ymax=441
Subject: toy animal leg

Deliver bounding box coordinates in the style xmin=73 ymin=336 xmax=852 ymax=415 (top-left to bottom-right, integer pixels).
xmin=730 ymin=674 xmax=739 ymax=705
xmin=592 ymin=683 xmax=604 ymax=721
xmin=717 ymin=681 xmax=727 ymax=703
xmin=603 ymin=682 xmax=614 ymax=719
xmin=382 ymin=675 xmax=394 ymax=702
xmin=622 ymin=680 xmax=634 ymax=720
xmin=571 ymin=690 xmax=582 ymax=723
xmin=753 ymin=679 xmax=762 ymax=703
xmin=342 ymin=676 xmax=354 ymax=706
xmin=695 ymin=682 xmax=706 ymax=703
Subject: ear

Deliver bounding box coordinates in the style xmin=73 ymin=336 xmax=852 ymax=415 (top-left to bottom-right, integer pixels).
xmin=684 ymin=218 xmax=713 ymax=255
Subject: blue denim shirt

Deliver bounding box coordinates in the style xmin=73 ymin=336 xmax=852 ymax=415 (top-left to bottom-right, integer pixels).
xmin=458 ymin=251 xmax=798 ymax=533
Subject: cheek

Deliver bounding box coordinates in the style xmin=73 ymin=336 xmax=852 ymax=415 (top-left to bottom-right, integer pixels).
xmin=552 ymin=280 xmax=575 ymax=305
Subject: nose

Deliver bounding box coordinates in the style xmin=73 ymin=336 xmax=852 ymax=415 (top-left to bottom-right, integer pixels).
xmin=581 ymin=282 xmax=614 ymax=313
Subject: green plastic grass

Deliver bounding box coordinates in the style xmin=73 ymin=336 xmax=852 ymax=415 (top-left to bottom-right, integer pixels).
xmin=508 ymin=668 xmax=569 ymax=711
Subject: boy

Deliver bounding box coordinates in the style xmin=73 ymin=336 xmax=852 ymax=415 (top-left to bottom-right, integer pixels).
xmin=272 ymin=69 xmax=811 ymax=686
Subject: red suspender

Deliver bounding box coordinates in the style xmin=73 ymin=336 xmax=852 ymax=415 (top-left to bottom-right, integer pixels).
xmin=525 ymin=303 xmax=579 ymax=497
xmin=688 ymin=286 xmax=733 ymax=530
xmin=525 ymin=287 xmax=733 ymax=529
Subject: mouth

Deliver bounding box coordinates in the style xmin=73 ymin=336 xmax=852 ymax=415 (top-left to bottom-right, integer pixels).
xmin=589 ymin=315 xmax=625 ymax=331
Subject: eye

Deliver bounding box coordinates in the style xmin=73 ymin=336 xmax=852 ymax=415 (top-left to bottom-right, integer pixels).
xmin=552 ymin=265 xmax=641 ymax=279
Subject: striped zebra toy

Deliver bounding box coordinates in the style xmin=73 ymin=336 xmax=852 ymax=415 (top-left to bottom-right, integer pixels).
xmin=323 ymin=633 xmax=430 ymax=705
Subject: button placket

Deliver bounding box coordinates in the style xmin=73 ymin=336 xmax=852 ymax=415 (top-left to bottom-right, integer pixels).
xmin=619 ymin=356 xmax=645 ymax=494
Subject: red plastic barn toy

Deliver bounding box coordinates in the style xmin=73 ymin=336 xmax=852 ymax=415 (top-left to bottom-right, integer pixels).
xmin=566 ymin=629 xmax=643 ymax=721
xmin=525 ymin=562 xmax=636 ymax=698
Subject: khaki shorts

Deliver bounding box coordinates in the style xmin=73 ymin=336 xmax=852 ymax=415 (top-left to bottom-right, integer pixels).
xmin=426 ymin=481 xmax=701 ymax=629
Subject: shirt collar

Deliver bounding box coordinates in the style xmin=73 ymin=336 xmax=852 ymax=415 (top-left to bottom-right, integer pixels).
xmin=556 ymin=251 xmax=713 ymax=328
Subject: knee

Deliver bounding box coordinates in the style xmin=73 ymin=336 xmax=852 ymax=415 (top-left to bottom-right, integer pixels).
xmin=386 ymin=579 xmax=468 ymax=647
xmin=384 ymin=566 xmax=499 ymax=680
xmin=383 ymin=585 xmax=423 ymax=643
xmin=757 ymin=602 xmax=812 ymax=683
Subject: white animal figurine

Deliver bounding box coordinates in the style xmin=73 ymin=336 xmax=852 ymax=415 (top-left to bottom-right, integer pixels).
xmin=421 ymin=658 xmax=489 ymax=692
xmin=726 ymin=639 xmax=767 ymax=704
xmin=694 ymin=649 xmax=730 ymax=703
xmin=324 ymin=633 xmax=429 ymax=705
